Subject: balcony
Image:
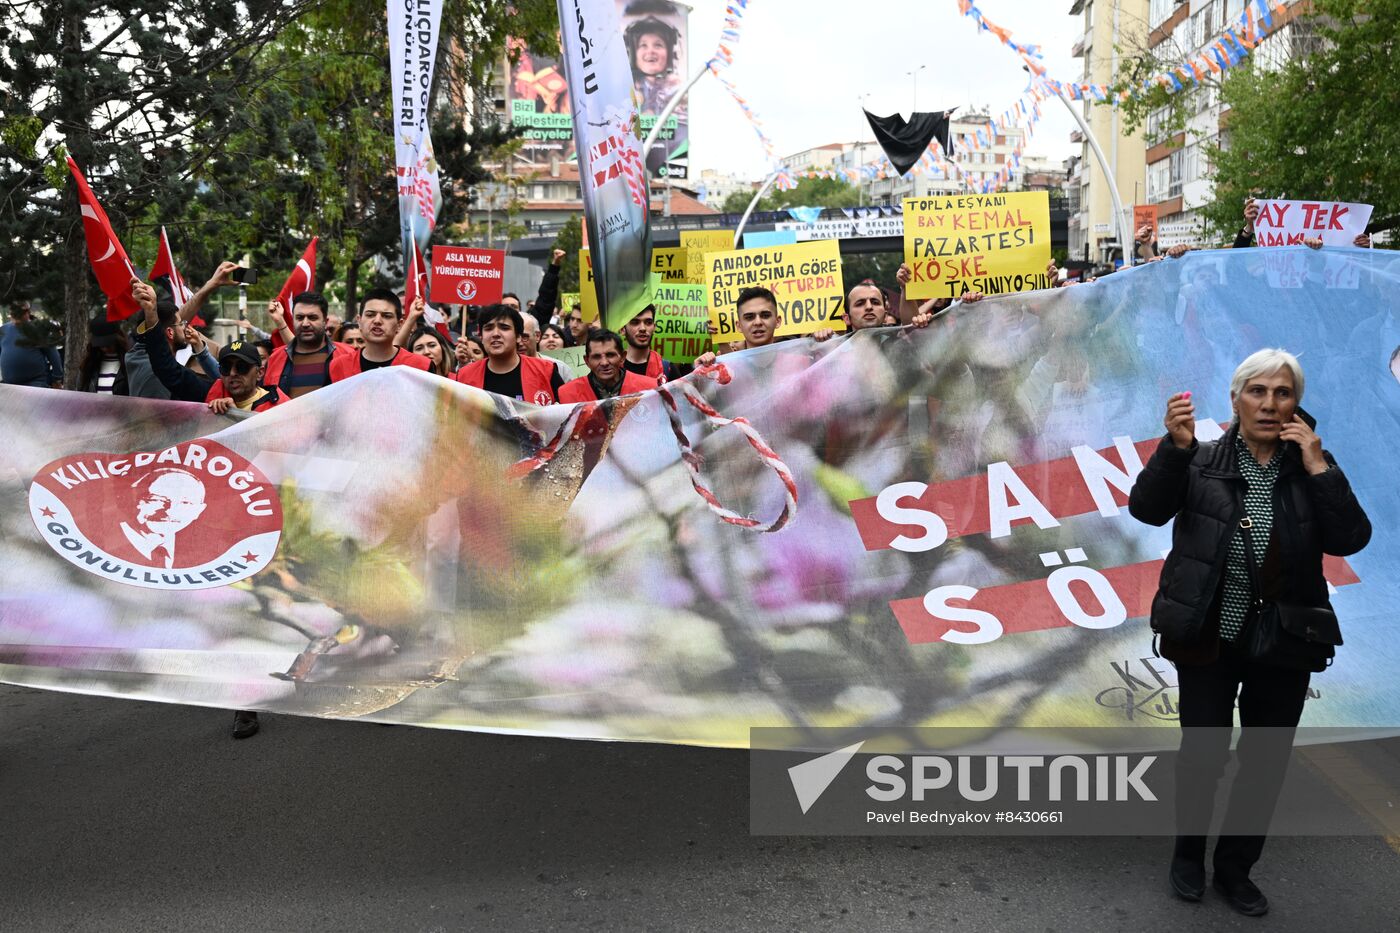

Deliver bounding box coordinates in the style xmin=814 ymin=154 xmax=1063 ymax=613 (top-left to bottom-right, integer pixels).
xmin=1071 ymin=30 xmax=1090 ymax=58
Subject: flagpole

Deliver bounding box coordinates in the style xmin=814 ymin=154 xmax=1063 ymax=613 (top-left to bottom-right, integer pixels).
xmin=1030 ymin=69 xmax=1133 ymax=267
xmin=733 ymin=168 xmax=783 ymax=249
xmin=642 ymin=64 xmax=712 ymax=160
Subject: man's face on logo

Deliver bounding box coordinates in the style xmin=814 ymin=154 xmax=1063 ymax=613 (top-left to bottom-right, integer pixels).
xmin=135 ymin=471 xmax=207 ymax=536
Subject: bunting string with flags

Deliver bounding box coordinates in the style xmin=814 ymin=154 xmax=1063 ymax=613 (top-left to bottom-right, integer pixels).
xmin=66 ymin=157 xmax=140 ymax=322
xmin=954 ymin=0 xmax=1292 ymax=108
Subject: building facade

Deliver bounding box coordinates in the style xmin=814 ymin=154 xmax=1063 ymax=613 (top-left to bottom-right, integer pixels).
xmin=1144 ymin=0 xmax=1319 ymax=245
xmin=1067 ymin=0 xmax=1151 ymax=264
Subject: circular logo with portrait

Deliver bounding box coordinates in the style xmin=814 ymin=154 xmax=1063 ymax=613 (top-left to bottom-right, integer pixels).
xmin=28 ymin=440 xmax=283 ymax=590
xmin=456 ymin=278 xmax=478 ymax=302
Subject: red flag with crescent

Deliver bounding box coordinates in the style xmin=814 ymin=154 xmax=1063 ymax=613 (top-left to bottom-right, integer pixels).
xmin=67 ymin=157 xmax=140 ymax=322
xmin=272 ymin=238 xmax=318 ymax=347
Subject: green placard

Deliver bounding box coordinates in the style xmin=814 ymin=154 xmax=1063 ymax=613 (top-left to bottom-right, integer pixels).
xmin=652 ymin=282 xmax=712 ymax=364
xmin=543 ymin=345 xmax=587 ymax=373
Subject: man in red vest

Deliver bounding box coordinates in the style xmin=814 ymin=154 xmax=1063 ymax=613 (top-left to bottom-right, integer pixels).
xmin=558 ymin=330 xmax=657 ymax=402
xmin=453 ymin=304 xmax=563 ymax=405
xmin=263 ymin=292 xmax=355 ymax=396
xmin=621 ymin=304 xmax=675 ymax=385
xmin=328 ymin=287 xmax=431 ymax=381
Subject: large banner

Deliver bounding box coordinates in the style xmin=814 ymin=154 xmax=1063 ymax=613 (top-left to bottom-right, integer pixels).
xmin=3 ymin=249 xmax=1398 ymax=748
xmin=618 ymin=0 xmax=690 ymax=179
xmin=507 ymin=41 xmax=577 ymax=162
xmin=558 ymin=0 xmax=653 ymax=332
xmin=388 ymin=0 xmax=443 ymax=264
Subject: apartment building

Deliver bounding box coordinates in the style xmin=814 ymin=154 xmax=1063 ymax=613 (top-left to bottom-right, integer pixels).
xmin=1067 ymin=0 xmax=1151 ymax=264
xmin=1144 ymin=0 xmax=1320 ymax=245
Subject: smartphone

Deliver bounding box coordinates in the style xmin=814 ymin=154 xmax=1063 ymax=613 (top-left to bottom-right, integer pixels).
xmin=231 ymin=267 xmax=258 ymax=286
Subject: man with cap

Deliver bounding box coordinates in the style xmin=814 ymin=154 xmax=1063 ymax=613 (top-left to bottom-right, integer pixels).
xmin=206 ymin=340 xmax=289 ymax=414
xmin=557 ymin=330 xmax=657 ymax=403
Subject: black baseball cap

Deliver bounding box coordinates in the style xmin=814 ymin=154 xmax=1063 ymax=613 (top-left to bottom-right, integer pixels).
xmin=219 ymin=340 xmax=262 ymax=370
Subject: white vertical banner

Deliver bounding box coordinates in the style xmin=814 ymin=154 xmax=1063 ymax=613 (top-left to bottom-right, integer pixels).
xmin=388 ymin=0 xmax=444 ymax=269
xmin=557 ymin=0 xmax=653 ymax=332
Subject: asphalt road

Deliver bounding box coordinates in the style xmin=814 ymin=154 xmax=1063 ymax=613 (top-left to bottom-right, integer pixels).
xmin=2 ymin=683 xmax=1398 ymax=932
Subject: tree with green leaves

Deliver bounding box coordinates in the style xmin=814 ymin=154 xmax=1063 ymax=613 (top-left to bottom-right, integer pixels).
xmin=0 ymin=0 xmax=558 ymax=383
xmin=551 ymin=214 xmax=583 ymax=293
xmin=1106 ymin=0 xmax=1400 ymax=240
xmin=720 ymin=175 xmax=863 ymax=214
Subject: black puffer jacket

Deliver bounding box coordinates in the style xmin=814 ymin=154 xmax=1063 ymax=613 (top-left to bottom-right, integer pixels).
xmin=1128 ymin=424 xmax=1371 ymax=659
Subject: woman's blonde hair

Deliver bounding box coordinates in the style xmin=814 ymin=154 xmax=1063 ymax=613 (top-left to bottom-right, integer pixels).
xmin=1230 ymin=348 xmax=1305 ymax=403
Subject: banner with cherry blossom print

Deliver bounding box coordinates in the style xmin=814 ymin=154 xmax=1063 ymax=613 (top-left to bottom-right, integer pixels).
xmin=2 ymin=246 xmax=1398 ymax=747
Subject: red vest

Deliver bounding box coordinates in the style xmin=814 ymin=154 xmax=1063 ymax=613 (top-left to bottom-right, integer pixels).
xmin=327 ymin=346 xmax=432 ymax=382
xmin=557 ymin=371 xmax=656 ymax=403
xmin=264 ymin=341 xmax=355 ymax=390
xmin=639 ymin=350 xmax=668 ymax=384
xmin=203 ymin=381 xmax=290 ymax=411
xmin=453 ymin=354 xmax=559 ymax=405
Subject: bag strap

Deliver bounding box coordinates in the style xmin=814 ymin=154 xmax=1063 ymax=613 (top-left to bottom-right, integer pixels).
xmin=1238 ymin=516 xmax=1265 ymax=611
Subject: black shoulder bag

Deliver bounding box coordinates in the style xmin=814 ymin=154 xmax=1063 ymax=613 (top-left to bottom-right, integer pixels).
xmin=1238 ymin=516 xmax=1342 ymax=672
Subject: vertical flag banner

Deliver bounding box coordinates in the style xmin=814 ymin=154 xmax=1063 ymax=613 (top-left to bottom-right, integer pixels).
xmin=557 ymin=0 xmax=654 ymax=332
xmin=66 ymin=157 xmax=139 ymax=321
xmin=388 ymin=0 xmax=444 ymax=271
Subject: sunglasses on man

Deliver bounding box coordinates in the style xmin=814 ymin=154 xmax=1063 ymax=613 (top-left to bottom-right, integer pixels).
xmin=225 ymin=359 xmax=258 ymax=376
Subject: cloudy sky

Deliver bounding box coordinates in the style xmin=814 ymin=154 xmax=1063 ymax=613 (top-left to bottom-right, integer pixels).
xmin=676 ymin=0 xmax=1087 ymax=180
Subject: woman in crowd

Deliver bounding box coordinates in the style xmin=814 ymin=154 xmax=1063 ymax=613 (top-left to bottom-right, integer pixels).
xmin=79 ymin=313 xmax=129 ymax=394
xmin=335 ymin=321 xmax=366 ymax=351
xmin=538 ymin=324 xmax=569 ymax=353
xmin=1129 ymin=348 xmax=1371 ymax=918
xmin=409 ymin=327 xmax=455 ymax=378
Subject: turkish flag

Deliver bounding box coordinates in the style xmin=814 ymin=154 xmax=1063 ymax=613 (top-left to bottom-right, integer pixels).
xmin=272 ymin=237 xmax=317 ymax=347
xmin=67 ymin=157 xmax=140 ymax=321
xmin=149 ymin=226 xmax=195 ymax=305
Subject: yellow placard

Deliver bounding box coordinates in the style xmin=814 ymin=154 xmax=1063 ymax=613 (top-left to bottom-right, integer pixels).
xmin=902 ymin=191 xmax=1052 ymax=299
xmin=651 ymin=247 xmax=689 ymax=283
xmin=580 ymin=247 xmax=689 ymax=324
xmin=682 ymin=231 xmax=735 ymax=284
xmin=705 ymin=240 xmax=846 ymax=345
xmin=579 ymin=250 xmax=600 ymax=324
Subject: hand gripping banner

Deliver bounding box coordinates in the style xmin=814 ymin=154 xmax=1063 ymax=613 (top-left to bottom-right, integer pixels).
xmin=2 ymin=247 xmax=1399 ymax=748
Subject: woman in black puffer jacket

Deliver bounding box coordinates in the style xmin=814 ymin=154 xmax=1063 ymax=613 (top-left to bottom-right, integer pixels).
xmin=1128 ymin=348 xmax=1370 ymax=918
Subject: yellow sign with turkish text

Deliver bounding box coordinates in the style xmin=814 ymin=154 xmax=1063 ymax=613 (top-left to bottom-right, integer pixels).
xmin=705 ymin=240 xmax=845 ymax=345
xmin=902 ymin=191 xmax=1051 ymax=299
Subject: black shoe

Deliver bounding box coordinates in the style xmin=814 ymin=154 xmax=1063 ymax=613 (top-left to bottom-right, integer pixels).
xmin=231 ymin=710 xmax=260 ymax=740
xmin=1169 ymin=856 xmax=1205 ymax=902
xmin=1213 ymin=875 xmax=1269 ymax=917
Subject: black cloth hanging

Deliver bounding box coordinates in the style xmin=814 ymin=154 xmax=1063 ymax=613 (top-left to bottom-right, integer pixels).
xmin=863 ymin=108 xmax=955 ymax=176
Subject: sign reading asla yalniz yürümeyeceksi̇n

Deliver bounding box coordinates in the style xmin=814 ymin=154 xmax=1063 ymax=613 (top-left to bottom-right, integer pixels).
xmin=903 ymin=191 xmax=1051 ymax=300
xmin=430 ymin=246 xmax=505 ymax=305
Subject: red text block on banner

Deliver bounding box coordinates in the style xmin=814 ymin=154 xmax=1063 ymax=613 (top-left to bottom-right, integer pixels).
xmin=430 ymin=246 xmax=505 ymax=305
